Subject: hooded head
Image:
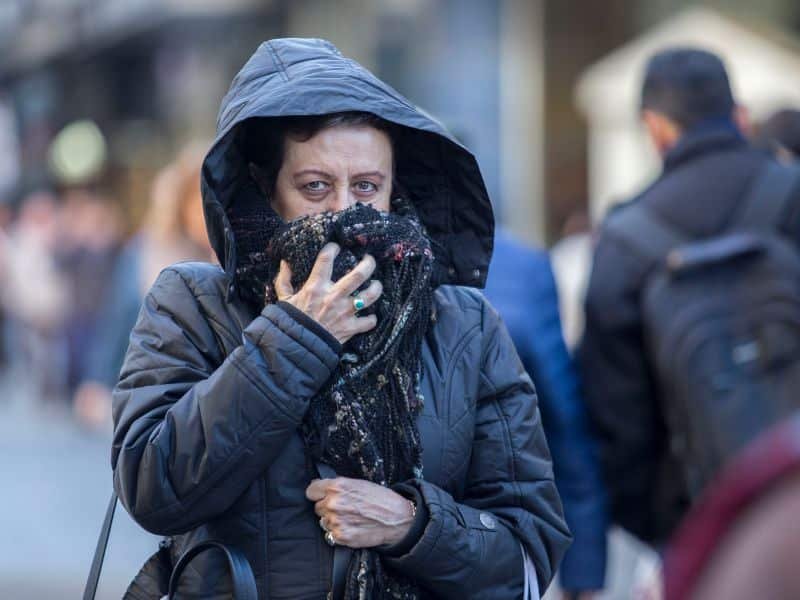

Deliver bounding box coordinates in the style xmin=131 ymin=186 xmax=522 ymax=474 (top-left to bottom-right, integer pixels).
xmin=200 ymin=38 xmax=494 ymax=301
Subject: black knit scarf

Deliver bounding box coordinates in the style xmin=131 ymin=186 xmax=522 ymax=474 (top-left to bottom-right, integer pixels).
xmin=235 ymin=200 xmax=433 ymax=600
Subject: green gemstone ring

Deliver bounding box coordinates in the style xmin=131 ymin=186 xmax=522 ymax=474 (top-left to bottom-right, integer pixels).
xmin=353 ymin=296 xmax=366 ymax=312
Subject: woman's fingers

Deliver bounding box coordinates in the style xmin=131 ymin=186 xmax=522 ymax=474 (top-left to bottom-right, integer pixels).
xmin=349 ymin=314 xmax=378 ymax=337
xmin=282 ymin=248 xmax=381 ymax=344
xmin=274 ymin=260 xmax=295 ymax=300
xmin=333 ymin=254 xmax=376 ymax=297
xmin=307 ymin=242 xmax=340 ymax=285
xmin=354 ymin=280 xmax=382 ymax=311
xmin=306 ymin=478 xmax=414 ymax=549
xmin=306 ymin=478 xmax=333 ymax=502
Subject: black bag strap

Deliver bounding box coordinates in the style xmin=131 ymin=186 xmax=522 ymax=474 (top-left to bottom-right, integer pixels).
xmin=603 ymin=204 xmax=687 ymax=266
xmin=735 ymin=161 xmax=800 ymax=231
xmin=317 ymin=462 xmax=353 ymax=600
xmin=85 ymin=491 xmax=257 ymax=600
xmin=168 ymin=540 xmax=258 ymax=599
xmin=83 ymin=490 xmax=118 ymax=600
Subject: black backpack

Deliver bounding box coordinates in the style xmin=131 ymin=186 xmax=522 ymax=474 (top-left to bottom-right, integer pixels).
xmin=605 ymin=161 xmax=800 ymax=497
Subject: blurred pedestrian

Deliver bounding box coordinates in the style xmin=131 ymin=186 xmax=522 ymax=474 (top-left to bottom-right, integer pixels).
xmin=73 ymin=143 xmax=214 ymax=428
xmin=485 ymin=228 xmax=607 ymax=600
xmin=1 ymin=189 xmax=70 ymax=403
xmin=109 ymin=38 xmax=569 ymax=599
xmin=55 ymin=186 xmax=123 ymax=398
xmin=580 ymin=47 xmax=800 ymax=547
xmin=755 ymin=108 xmax=800 ymax=164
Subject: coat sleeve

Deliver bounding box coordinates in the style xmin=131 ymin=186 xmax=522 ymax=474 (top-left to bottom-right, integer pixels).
xmin=382 ymin=296 xmax=572 ymax=597
xmin=578 ymin=232 xmax=664 ymax=543
xmin=111 ymin=267 xmax=341 ymax=535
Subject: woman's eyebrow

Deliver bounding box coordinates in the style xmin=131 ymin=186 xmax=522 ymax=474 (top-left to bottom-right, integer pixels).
xmin=293 ymin=169 xmax=333 ymax=180
xmin=351 ymin=171 xmax=386 ymax=180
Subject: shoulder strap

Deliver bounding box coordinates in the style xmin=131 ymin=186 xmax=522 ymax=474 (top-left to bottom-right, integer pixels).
xmin=168 ymin=540 xmax=258 ymax=599
xmin=83 ymin=491 xmax=118 ymax=600
xmin=736 ymin=161 xmax=800 ymax=230
xmin=317 ymin=462 xmax=353 ymax=600
xmin=603 ymin=204 xmax=687 ymax=265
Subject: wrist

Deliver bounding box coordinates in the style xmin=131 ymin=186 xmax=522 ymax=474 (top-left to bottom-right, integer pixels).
xmin=382 ymin=498 xmax=416 ymax=546
xmin=378 ymin=484 xmax=428 ymax=556
xmin=275 ymin=300 xmax=342 ymax=354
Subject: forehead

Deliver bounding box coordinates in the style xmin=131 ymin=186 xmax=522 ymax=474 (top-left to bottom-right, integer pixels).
xmin=282 ymin=125 xmax=393 ymax=169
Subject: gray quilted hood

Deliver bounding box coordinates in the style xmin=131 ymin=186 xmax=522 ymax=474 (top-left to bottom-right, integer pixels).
xmin=200 ymin=38 xmax=494 ymax=296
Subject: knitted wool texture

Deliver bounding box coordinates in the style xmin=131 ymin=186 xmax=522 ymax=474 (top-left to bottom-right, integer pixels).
xmin=235 ymin=200 xmax=433 ymax=600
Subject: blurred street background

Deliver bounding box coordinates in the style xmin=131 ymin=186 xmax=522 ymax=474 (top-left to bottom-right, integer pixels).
xmin=4 ymin=0 xmax=800 ymax=598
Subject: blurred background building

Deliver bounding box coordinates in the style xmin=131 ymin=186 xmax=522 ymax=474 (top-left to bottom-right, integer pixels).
xmin=4 ymin=0 xmax=800 ymax=239
xmin=3 ymin=0 xmax=800 ymax=598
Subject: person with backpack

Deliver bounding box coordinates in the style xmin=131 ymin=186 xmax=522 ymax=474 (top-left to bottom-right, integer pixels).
xmin=579 ymin=47 xmax=800 ymax=547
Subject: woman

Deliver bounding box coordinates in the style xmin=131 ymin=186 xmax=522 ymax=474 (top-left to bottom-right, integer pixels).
xmin=112 ymin=38 xmax=570 ymax=599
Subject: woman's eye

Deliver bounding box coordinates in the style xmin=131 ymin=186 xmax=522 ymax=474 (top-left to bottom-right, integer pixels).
xmin=354 ymin=181 xmax=378 ymax=193
xmin=304 ymin=181 xmax=328 ymax=193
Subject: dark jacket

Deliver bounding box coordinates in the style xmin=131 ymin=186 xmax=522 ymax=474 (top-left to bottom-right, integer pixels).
xmin=580 ymin=122 xmax=800 ymax=544
xmin=485 ymin=230 xmax=606 ymax=592
xmin=111 ymin=38 xmax=570 ymax=599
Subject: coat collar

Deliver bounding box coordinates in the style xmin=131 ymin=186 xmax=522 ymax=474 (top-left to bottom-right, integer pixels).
xmin=662 ymin=118 xmax=747 ymax=173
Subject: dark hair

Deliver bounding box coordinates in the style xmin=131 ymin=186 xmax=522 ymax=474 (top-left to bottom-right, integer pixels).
xmin=641 ymin=48 xmax=735 ymax=130
xmin=756 ymin=109 xmax=800 ymax=158
xmin=246 ymin=111 xmax=397 ymax=198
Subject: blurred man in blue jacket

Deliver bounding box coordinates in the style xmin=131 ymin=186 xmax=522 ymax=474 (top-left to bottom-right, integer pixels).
xmin=485 ymin=229 xmax=608 ymax=599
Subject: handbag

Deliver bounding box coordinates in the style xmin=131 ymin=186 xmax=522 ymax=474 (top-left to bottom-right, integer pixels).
xmin=83 ymin=491 xmax=258 ymax=599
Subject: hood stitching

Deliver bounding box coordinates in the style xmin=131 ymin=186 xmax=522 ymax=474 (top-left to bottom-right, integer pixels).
xmin=225 ymin=73 xmax=422 ymax=137
xmin=266 ymin=41 xmax=290 ymax=83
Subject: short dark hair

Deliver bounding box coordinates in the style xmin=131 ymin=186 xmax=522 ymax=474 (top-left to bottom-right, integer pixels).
xmin=246 ymin=111 xmax=396 ymax=198
xmin=281 ymin=111 xmax=395 ymax=144
xmin=641 ymin=48 xmax=735 ymax=130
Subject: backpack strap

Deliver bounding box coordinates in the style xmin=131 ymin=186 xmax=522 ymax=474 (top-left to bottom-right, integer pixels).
xmin=735 ymin=161 xmax=800 ymax=231
xmin=603 ymin=203 xmax=687 ymax=266
xmin=83 ymin=491 xmax=118 ymax=600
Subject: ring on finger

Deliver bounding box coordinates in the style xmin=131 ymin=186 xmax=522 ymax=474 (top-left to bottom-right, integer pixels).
xmin=353 ymin=295 xmax=366 ymax=312
xmin=325 ymin=530 xmax=336 ymax=546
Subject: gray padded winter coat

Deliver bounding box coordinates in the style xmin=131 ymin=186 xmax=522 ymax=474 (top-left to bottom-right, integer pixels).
xmin=111 ymin=38 xmax=570 ymax=599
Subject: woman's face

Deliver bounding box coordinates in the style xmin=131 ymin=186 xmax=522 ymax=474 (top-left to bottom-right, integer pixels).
xmin=271 ymin=124 xmax=393 ymax=221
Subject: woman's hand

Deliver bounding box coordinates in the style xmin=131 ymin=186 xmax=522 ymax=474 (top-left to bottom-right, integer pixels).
xmin=275 ymin=242 xmax=383 ymax=345
xmin=306 ymin=477 xmax=416 ymax=548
